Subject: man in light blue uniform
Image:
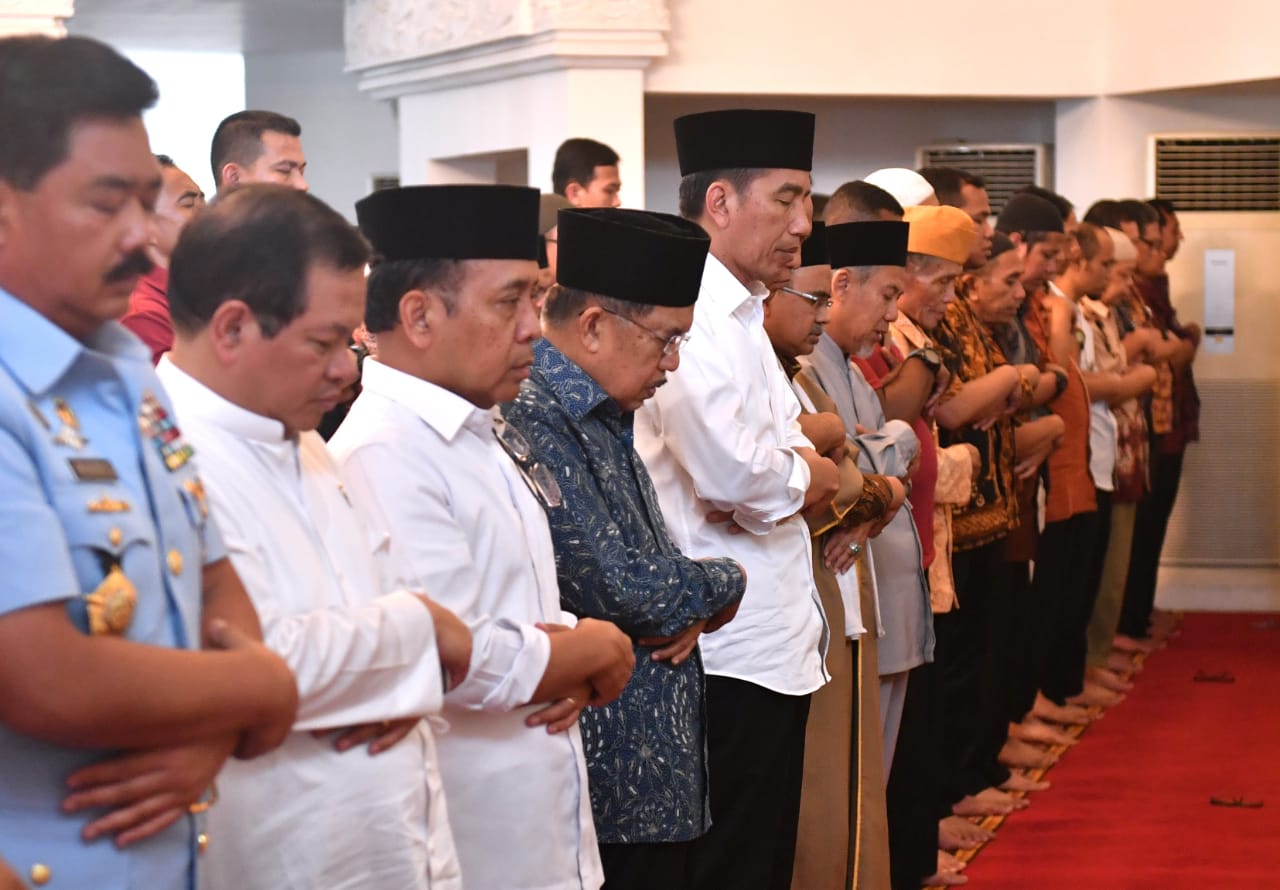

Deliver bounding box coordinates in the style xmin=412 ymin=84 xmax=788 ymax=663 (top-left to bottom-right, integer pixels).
xmin=0 ymin=35 xmax=297 ymax=889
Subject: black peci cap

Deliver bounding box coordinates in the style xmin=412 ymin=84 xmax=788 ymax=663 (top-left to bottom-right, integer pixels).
xmin=826 ymin=220 xmax=909 ymax=268
xmin=675 ymin=109 xmax=816 ymax=176
xmin=556 ymin=208 xmax=710 ymax=308
xmin=996 ymin=193 xmax=1066 ymax=236
xmin=800 ymin=220 xmax=829 ymax=268
xmin=356 ymin=184 xmax=540 ymax=262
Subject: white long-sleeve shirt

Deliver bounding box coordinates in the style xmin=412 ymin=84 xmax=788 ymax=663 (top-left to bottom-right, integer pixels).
xmin=156 ymin=358 xmax=459 ymax=890
xmin=328 ymin=358 xmax=602 ymax=890
xmin=634 ymin=255 xmax=830 ymax=696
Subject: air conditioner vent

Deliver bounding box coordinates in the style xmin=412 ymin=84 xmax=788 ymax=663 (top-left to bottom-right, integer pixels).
xmin=370 ymin=174 xmax=401 ymax=192
xmin=1153 ymin=136 xmax=1280 ymax=212
xmin=916 ymin=143 xmax=1049 ymax=214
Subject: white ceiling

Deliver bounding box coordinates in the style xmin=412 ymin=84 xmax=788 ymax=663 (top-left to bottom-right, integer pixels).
xmin=68 ymin=0 xmax=344 ymax=54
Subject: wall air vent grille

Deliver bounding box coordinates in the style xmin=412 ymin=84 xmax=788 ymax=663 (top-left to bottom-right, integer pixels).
xmin=916 ymin=143 xmax=1049 ymax=214
xmin=1153 ymin=135 xmax=1280 ymax=212
xmin=371 ymin=174 xmax=401 ymax=192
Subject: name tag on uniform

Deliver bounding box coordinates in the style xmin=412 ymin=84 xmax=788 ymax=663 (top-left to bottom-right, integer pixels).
xmin=69 ymin=457 xmax=119 ymax=482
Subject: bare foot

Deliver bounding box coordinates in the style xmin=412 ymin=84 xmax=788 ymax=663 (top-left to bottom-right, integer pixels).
xmin=1107 ymin=650 xmax=1141 ymax=675
xmin=939 ymin=815 xmax=993 ymax=851
xmin=1001 ymin=770 xmax=1051 ymax=793
xmin=1113 ymin=634 xmax=1157 ymax=654
xmin=1067 ymin=682 xmax=1124 ymax=708
xmin=1012 ymin=717 xmax=1078 ymax=746
xmin=953 ymin=787 xmax=1018 ymax=817
xmin=923 ymin=852 xmax=971 ymax=886
xmin=1000 ymin=736 xmax=1059 ymax=768
xmin=922 ymin=868 xmax=969 ymax=886
xmin=1086 ymin=665 xmax=1134 ymax=693
xmin=1032 ymin=694 xmax=1094 ymax=726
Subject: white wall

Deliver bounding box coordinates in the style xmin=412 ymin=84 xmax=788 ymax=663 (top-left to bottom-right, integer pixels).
xmin=644 ymin=94 xmax=1056 ymax=212
xmin=244 ymin=49 xmax=399 ymax=221
xmin=124 ymin=49 xmax=246 ymax=198
xmin=1105 ymin=0 xmax=1280 ymax=94
xmin=396 ymin=66 xmax=648 ymax=205
xmin=644 ymin=0 xmax=1280 ymax=99
xmin=645 ymin=0 xmax=1106 ymax=98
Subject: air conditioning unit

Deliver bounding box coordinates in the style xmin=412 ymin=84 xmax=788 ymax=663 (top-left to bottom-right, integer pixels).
xmin=915 ymin=143 xmax=1051 ymax=214
xmin=1149 ymin=133 xmax=1280 ymax=212
xmin=1147 ymin=132 xmax=1280 ymax=569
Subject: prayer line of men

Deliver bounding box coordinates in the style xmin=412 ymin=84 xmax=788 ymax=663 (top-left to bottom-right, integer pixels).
xmin=0 ymin=35 xmax=1198 ymax=890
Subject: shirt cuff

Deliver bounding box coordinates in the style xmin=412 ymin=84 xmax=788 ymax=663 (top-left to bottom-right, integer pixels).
xmin=446 ymin=617 xmax=551 ymax=712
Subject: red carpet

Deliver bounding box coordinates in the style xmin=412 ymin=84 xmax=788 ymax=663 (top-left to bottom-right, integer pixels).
xmin=966 ymin=612 xmax=1280 ymax=888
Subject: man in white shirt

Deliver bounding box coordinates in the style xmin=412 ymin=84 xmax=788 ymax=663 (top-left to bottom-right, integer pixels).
xmin=330 ymin=184 xmax=635 ymax=890
xmin=155 ymin=184 xmax=474 ymax=889
xmin=632 ymin=109 xmax=840 ymax=890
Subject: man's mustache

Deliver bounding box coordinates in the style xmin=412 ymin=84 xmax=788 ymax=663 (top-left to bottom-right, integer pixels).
xmin=105 ymin=251 xmax=154 ymax=283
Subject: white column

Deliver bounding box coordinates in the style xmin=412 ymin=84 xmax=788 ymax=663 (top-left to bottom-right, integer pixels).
xmin=347 ymin=0 xmax=666 ymax=208
xmin=0 ymin=0 xmax=73 ymax=37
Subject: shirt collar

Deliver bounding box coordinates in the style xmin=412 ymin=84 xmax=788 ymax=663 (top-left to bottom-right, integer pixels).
xmin=1082 ymin=296 xmax=1111 ymax=318
xmin=531 ymin=338 xmax=615 ymax=423
xmin=892 ymin=312 xmax=932 ymax=349
xmin=359 ymin=357 xmax=493 ymax=442
xmin=157 ymin=355 xmax=289 ymax=444
xmin=1047 ymin=281 xmax=1067 ymax=299
xmin=0 ymin=286 xmax=148 ymax=396
xmin=701 ymin=253 xmax=768 ymax=321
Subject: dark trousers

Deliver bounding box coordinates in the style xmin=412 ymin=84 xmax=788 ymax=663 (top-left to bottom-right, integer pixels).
xmin=1120 ymin=444 xmax=1185 ymax=638
xmin=1042 ymin=499 xmax=1108 ymax=704
xmin=1020 ymin=510 xmax=1102 ymax=707
xmin=934 ymin=540 xmax=1014 ymax=803
xmin=886 ymin=663 xmax=945 ymax=890
xmin=688 ymin=677 xmax=811 ymax=890
xmin=601 ymin=839 xmax=695 ymax=890
xmin=1003 ymin=560 xmax=1033 ymax=724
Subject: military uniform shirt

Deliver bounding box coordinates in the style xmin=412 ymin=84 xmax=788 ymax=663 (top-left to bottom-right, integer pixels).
xmin=0 ymin=287 xmax=222 ymax=890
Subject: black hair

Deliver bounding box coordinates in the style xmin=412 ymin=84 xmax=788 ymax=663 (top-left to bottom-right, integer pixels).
xmin=677 ymin=168 xmax=764 ymax=219
xmin=363 ymin=257 xmax=466 ymax=333
xmin=551 ymin=138 xmax=620 ymax=196
xmin=918 ymin=167 xmax=986 ymax=208
xmin=168 ymin=184 xmax=369 ymax=337
xmin=1014 ymin=184 xmax=1074 ymax=218
xmin=1082 ymin=199 xmax=1122 ymax=228
xmin=0 ymin=35 xmax=158 ymax=189
xmin=823 ymin=180 xmax=904 ymax=224
xmin=1115 ymin=198 xmax=1160 ymax=229
xmin=155 ymin=154 xmax=176 ymax=168
xmin=210 ymin=109 xmax=302 ymax=187
xmin=1147 ymin=197 xmax=1178 ymax=224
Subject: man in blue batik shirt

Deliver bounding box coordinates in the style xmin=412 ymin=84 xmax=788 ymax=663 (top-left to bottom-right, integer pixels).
xmin=504 ymin=207 xmax=746 ymax=890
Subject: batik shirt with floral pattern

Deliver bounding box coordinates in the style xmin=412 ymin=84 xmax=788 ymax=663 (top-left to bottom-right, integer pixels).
xmin=503 ymin=339 xmax=746 ymax=843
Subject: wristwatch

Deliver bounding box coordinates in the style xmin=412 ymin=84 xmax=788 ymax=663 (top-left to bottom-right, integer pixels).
xmin=905 ymin=347 xmax=943 ymax=375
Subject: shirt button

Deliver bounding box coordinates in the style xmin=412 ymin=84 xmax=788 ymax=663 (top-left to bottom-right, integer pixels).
xmin=167 ymin=549 xmax=184 ymax=576
xmin=198 ymin=832 xmax=210 ymax=854
xmin=109 ymin=527 xmax=123 ymax=548
xmin=30 ymin=863 xmax=51 ymax=885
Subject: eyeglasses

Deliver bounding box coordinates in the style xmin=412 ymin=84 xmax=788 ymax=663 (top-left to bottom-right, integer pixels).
xmin=780 ymin=286 xmax=834 ymax=310
xmin=493 ymin=418 xmax=563 ymax=510
xmin=598 ymin=307 xmax=691 ymax=356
